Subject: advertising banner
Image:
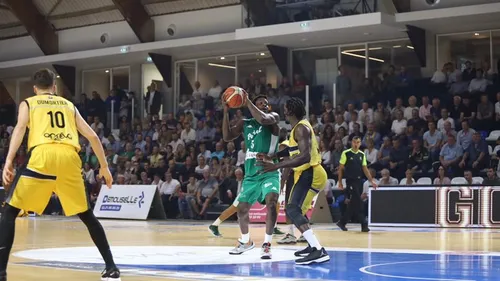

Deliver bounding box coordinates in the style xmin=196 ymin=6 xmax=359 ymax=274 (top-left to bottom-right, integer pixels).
xmin=249 ymin=191 xmax=318 ymax=223
xmin=369 ymin=186 xmax=500 ymax=228
xmin=93 ymin=185 xmax=157 ymax=220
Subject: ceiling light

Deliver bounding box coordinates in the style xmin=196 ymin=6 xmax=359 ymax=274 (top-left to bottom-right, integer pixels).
xmin=363 ymin=32 xmax=370 ymax=35
xmin=56 ymin=75 xmax=60 ymax=78
xmin=220 ymin=57 xmax=225 ymax=60
xmin=393 ymin=45 xmax=401 ymax=48
xmin=342 ymin=47 xmax=382 ymax=53
xmin=260 ymin=52 xmax=265 ymax=56
xmin=301 ymin=38 xmax=307 ymax=41
xmin=208 ymin=63 xmax=235 ymax=69
xmin=146 ymin=57 xmax=152 ymax=62
xmin=258 ymin=69 xmax=262 ymax=73
xmin=474 ymin=33 xmax=479 ymax=36
xmin=105 ymin=70 xmax=110 ymax=73
xmin=406 ymin=46 xmax=414 ymax=49
xmin=341 ymin=51 xmax=384 ymax=63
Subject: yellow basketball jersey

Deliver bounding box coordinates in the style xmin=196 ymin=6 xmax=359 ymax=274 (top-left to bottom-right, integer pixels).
xmin=288 ymin=119 xmax=321 ymax=172
xmin=25 ymin=94 xmax=80 ymax=152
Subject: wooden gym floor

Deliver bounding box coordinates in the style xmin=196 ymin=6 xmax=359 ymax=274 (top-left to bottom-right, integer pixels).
xmin=7 ymin=217 xmax=500 ymax=281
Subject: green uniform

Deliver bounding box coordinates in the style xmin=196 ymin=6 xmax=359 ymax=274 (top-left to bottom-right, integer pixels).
xmin=237 ymin=118 xmax=280 ymax=205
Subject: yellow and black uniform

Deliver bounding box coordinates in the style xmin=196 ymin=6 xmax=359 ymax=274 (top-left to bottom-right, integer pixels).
xmin=7 ymin=94 xmax=88 ymax=216
xmin=338 ymin=148 xmax=368 ymax=226
xmin=287 ymin=119 xmax=328 ymax=220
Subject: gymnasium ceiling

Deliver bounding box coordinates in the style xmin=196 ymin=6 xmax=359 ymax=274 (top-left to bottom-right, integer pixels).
xmin=0 ymin=0 xmax=240 ymax=44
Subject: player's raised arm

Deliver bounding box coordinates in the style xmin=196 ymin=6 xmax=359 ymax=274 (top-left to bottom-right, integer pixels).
xmin=222 ymin=103 xmax=244 ymax=142
xmin=74 ymin=107 xmax=112 ymax=188
xmin=2 ymin=101 xmax=29 ymax=185
xmin=246 ymin=95 xmax=279 ymax=126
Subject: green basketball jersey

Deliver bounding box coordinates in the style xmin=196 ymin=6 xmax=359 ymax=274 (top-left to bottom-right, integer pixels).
xmin=243 ymin=118 xmax=280 ymax=180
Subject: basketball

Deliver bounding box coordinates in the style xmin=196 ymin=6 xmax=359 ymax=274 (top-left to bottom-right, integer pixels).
xmin=222 ymin=86 xmax=246 ymax=108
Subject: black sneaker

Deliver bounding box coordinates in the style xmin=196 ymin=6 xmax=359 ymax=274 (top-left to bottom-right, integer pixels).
xmin=294 ymin=245 xmax=313 ymax=257
xmin=295 ymin=247 xmax=330 ymax=265
xmin=337 ymin=222 xmax=348 ymax=231
xmin=208 ymin=225 xmax=222 ymax=237
xmin=101 ymin=267 xmax=121 ymax=281
xmin=361 ymin=224 xmax=370 ymax=232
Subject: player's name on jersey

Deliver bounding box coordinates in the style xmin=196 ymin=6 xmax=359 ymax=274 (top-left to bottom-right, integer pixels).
xmin=36 ymin=100 xmax=68 ymax=105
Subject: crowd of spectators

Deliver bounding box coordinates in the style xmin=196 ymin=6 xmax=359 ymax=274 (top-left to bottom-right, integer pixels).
xmin=1 ymin=59 xmax=500 ymax=219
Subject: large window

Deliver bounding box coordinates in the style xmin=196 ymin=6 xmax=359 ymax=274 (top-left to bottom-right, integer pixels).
xmin=82 ymin=69 xmax=110 ymax=100
xmin=367 ymin=40 xmax=421 ymax=79
xmin=198 ymin=56 xmax=236 ymax=95
xmin=437 ymin=32 xmax=491 ymax=72
xmin=294 ymin=47 xmax=339 ymax=100
xmin=339 ymin=45 xmax=366 ymax=105
xmin=493 ymin=31 xmax=500 ymax=75
xmin=237 ymin=52 xmax=280 ymax=94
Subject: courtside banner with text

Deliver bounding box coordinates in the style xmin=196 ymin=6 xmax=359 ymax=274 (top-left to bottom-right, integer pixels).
xmin=93 ymin=185 xmax=157 ymax=220
xmin=369 ymin=186 xmax=500 ymax=227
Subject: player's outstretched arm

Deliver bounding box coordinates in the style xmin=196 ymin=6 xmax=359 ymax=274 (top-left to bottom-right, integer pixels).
xmin=222 ymin=104 xmax=244 ymax=142
xmin=246 ymin=95 xmax=279 ymax=126
xmin=75 ymin=108 xmax=112 ymax=188
xmin=259 ymin=125 xmax=311 ymax=172
xmin=2 ymin=101 xmax=29 ymax=185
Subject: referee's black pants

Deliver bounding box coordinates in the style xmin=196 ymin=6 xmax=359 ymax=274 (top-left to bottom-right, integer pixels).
xmin=339 ymin=178 xmax=366 ymax=226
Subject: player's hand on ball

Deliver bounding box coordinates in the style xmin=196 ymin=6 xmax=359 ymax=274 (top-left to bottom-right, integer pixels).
xmin=2 ymin=161 xmax=14 ymax=186
xmin=98 ymin=167 xmax=113 ymax=188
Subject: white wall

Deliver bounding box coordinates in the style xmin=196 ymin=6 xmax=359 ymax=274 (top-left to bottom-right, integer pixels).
xmin=153 ymin=5 xmax=243 ymax=41
xmin=58 ymin=22 xmax=140 ymax=54
xmin=197 ymin=62 xmax=235 ymax=90
xmin=410 ymin=0 xmax=499 ymax=11
xmin=0 ymin=36 xmax=44 ymax=62
xmin=82 ymin=70 xmax=110 ymax=99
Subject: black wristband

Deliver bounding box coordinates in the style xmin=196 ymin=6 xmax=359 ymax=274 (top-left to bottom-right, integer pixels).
xmin=276 ymin=147 xmax=290 ymax=158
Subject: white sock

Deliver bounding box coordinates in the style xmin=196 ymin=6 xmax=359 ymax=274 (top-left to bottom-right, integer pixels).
xmin=302 ymin=229 xmax=321 ymax=249
xmin=288 ymin=225 xmax=295 ymax=236
xmin=264 ymin=234 xmax=273 ymax=243
xmin=213 ymin=218 xmax=222 ymax=226
xmin=274 ymin=221 xmax=278 ymax=228
xmin=240 ymin=233 xmax=250 ymax=243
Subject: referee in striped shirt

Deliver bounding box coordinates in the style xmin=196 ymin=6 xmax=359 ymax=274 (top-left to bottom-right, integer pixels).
xmin=337 ymin=136 xmax=377 ymax=232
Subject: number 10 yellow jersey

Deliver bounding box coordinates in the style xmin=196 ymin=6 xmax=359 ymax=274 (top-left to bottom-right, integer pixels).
xmin=25 ymin=94 xmax=81 ymax=152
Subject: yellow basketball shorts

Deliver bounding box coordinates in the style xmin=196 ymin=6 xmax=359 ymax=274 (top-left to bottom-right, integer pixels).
xmin=6 ymin=144 xmax=88 ymax=216
xmin=290 ymin=165 xmax=327 ymax=215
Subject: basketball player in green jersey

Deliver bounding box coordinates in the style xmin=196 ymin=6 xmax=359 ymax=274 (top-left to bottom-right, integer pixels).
xmin=222 ymin=94 xmax=280 ymax=259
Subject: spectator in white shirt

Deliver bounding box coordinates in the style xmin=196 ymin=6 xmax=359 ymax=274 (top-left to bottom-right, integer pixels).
xmin=207 ymin=80 xmax=222 ymax=99
xmin=364 ymin=138 xmax=378 ymax=165
xmin=236 ymin=141 xmax=246 ymax=167
xmin=192 ymin=81 xmax=206 ymax=99
xmin=437 ymin=108 xmax=455 ymax=133
xmin=404 ymin=96 xmax=419 ymax=120
xmin=90 ymin=116 xmax=104 ymax=137
xmin=379 ymin=169 xmax=399 ymax=186
xmin=169 ymin=133 xmax=184 ymax=152
xmin=431 ymin=65 xmax=447 ymax=84
xmin=391 ymin=98 xmax=405 ymax=120
xmin=160 ymin=172 xmax=181 ymax=218
xmin=402 ymin=169 xmax=416 ymax=185
xmin=180 ymin=121 xmax=196 ymax=145
xmin=495 ymin=92 xmax=500 ymax=121
xmin=334 ymin=114 xmax=348 ymax=133
xmin=195 ymin=155 xmax=210 ymax=175
xmin=319 ymin=140 xmax=331 ymax=165
xmin=391 ymin=110 xmax=407 ymax=135
xmin=469 ymin=69 xmax=489 ymax=93
xmin=358 ymin=102 xmax=374 ymax=127
xmin=419 ymin=96 xmax=432 ymax=120
xmin=348 ymin=111 xmax=363 ymax=134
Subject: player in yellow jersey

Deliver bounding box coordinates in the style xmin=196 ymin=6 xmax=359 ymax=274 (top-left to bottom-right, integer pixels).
xmin=258 ymin=97 xmax=329 ymax=265
xmin=0 ymin=69 xmax=120 ymax=281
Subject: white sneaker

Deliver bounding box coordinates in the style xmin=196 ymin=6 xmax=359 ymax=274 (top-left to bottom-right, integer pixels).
xmin=229 ymin=241 xmax=255 ymax=255
xmin=260 ymin=243 xmax=272 ymax=259
xmin=277 ymin=233 xmax=297 ymax=244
